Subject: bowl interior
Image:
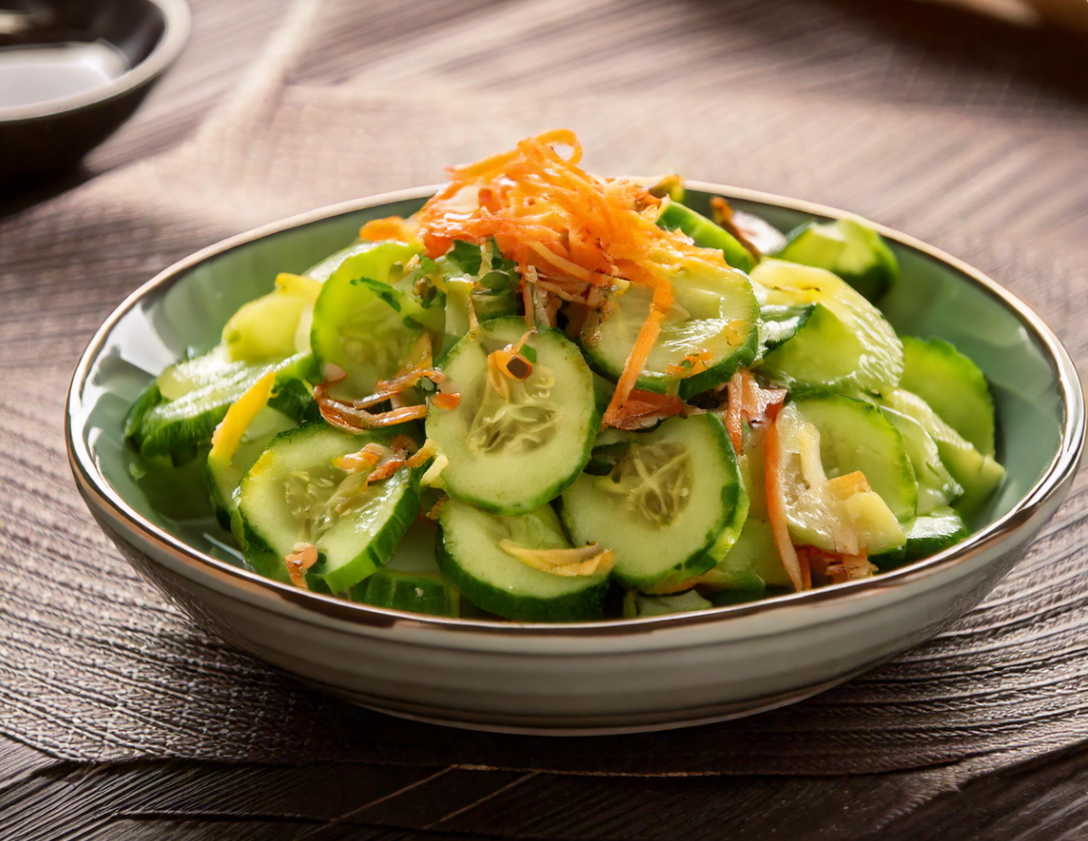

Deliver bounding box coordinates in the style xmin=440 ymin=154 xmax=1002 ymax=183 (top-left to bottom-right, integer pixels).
xmin=72 ymin=189 xmax=1070 ymax=587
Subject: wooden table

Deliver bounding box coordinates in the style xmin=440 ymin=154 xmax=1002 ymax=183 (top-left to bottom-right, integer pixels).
xmin=2 ymin=1 xmax=1087 ymax=838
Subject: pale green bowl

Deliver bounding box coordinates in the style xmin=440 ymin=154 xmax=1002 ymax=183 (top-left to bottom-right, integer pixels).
xmin=66 ymin=185 xmax=1085 ymax=734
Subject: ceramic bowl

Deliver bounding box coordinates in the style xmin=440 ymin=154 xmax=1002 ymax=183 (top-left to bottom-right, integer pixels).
xmin=0 ymin=0 xmax=190 ymax=182
xmin=66 ymin=185 xmax=1085 ymax=734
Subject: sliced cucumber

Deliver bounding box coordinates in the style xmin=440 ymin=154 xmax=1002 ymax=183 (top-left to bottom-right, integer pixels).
xmin=873 ymin=506 xmax=969 ymax=570
xmin=753 ymin=259 xmax=903 ymax=396
xmin=310 ymin=273 xmax=424 ymax=400
xmin=657 ymin=201 xmax=754 ymax=272
xmin=582 ymin=259 xmax=759 ymax=398
xmin=794 ymin=393 xmax=917 ymax=524
xmin=882 ymin=389 xmax=1004 ymax=514
xmin=625 ymin=590 xmax=713 ymax=618
xmin=138 ymin=353 xmax=314 ymax=461
xmin=708 ymin=472 xmax=750 ymax=563
xmin=426 ymin=318 xmax=598 ymax=515
xmin=775 ymin=394 xmax=914 ymax=555
xmin=352 ymin=570 xmax=460 ymax=617
xmin=759 ymin=303 xmax=814 ymax=352
xmin=156 ymin=344 xmax=254 ymax=401
xmin=206 ymin=369 xmax=297 ymax=532
xmin=901 ymin=336 xmax=996 ymax=456
xmin=238 ymin=424 xmax=420 ymax=592
xmin=561 ymin=414 xmax=742 ymax=588
xmin=713 ymin=516 xmax=791 ymax=590
xmin=880 ymin=405 xmax=963 ymax=515
xmin=774 ymin=216 xmax=899 ymax=302
xmin=903 ymin=506 xmax=968 ymax=561
xmin=436 ymin=499 xmax=609 ymax=622
xmin=221 ymin=273 xmax=322 ymax=362
xmin=436 ymin=241 xmax=519 ymax=355
xmin=308 ymin=239 xmax=420 ymax=284
xmin=124 ymin=381 xmax=162 ymax=441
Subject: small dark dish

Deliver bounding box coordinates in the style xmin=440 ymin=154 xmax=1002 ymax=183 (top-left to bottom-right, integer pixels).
xmin=0 ymin=0 xmax=190 ymax=182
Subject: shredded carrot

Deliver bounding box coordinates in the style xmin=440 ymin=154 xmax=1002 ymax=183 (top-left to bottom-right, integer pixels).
xmin=720 ymin=369 xmax=787 ymax=454
xmin=607 ymin=388 xmax=684 ymax=431
xmin=359 ymin=216 xmax=417 ymax=243
xmin=765 ymin=410 xmax=808 ymax=591
xmin=741 ymin=373 xmax=787 ymax=425
xmin=412 ymin=129 xmax=730 ymax=429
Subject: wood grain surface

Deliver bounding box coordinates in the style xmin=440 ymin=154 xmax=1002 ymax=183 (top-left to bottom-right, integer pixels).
xmin=1 ymin=0 xmax=1087 ymax=838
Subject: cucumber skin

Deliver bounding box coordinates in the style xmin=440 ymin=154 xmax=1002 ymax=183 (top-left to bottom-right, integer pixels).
xmin=872 ymin=508 xmax=968 ymax=570
xmin=900 ymin=336 xmax=996 ymax=457
xmin=311 ymin=471 xmax=421 ymax=593
xmin=428 ymin=318 xmax=600 ymax=516
xmin=123 ymin=381 xmax=163 ymax=445
xmin=776 ymin=219 xmax=899 ymax=302
xmin=241 ymin=471 xmax=421 ymax=594
xmin=581 ymin=277 xmax=760 ymax=400
xmin=657 ymin=202 xmax=754 ymax=273
xmin=582 ymin=334 xmax=758 ymax=401
xmin=561 ymin=414 xmax=741 ymax=589
xmin=137 ymin=355 xmax=316 ymax=461
xmin=435 ymin=530 xmax=608 ymax=623
xmin=760 ymin=303 xmax=815 ymax=352
xmin=791 ymin=390 xmax=919 ymax=526
xmin=352 ymin=570 xmax=460 ymax=617
xmin=238 ymin=424 xmax=423 ymax=593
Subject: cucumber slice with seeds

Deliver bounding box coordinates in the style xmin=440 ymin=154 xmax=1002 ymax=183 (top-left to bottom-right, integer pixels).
xmin=775 ymin=217 xmax=899 ymax=302
xmin=238 ymin=424 xmax=420 ymax=592
xmin=753 ymin=260 xmax=903 ymax=396
xmin=561 ymin=414 xmax=743 ymax=588
xmin=437 ymin=499 xmax=609 ymax=622
xmin=900 ymin=336 xmax=996 ymax=456
xmin=582 ymin=260 xmax=759 ymax=398
xmin=311 ymin=274 xmax=424 ymax=400
xmin=426 ymin=317 xmax=598 ymax=515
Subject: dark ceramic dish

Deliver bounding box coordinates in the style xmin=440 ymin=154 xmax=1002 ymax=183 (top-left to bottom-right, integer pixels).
xmin=0 ymin=0 xmax=189 ymax=182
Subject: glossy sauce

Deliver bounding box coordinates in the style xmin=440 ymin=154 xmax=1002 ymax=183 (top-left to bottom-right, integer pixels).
xmin=0 ymin=42 xmax=128 ymax=109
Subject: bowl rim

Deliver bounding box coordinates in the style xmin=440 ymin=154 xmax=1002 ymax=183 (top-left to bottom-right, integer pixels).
xmin=66 ymin=182 xmax=1086 ymax=639
xmin=0 ymin=0 xmax=191 ymax=123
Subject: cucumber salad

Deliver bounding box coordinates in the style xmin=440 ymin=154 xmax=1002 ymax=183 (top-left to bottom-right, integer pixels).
xmin=125 ymin=130 xmax=1005 ymax=622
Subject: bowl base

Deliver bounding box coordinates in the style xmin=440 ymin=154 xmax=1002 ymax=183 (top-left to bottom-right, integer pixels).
xmin=300 ymin=669 xmax=870 ymax=737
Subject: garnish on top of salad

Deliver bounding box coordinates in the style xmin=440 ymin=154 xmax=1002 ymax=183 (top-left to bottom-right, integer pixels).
xmin=125 ymin=130 xmax=1005 ymax=622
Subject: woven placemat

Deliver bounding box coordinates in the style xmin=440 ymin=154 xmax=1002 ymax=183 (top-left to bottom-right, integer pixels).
xmin=1 ymin=0 xmax=1086 ymax=779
